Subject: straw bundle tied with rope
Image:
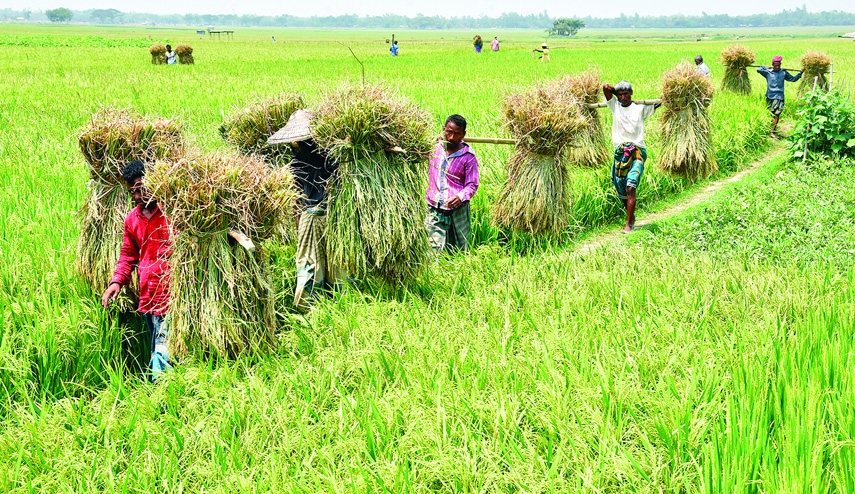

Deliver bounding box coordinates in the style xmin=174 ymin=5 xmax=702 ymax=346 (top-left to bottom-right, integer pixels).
xmin=720 ymin=45 xmax=755 ymax=95
xmin=76 ymin=107 xmax=184 ymax=311
xmin=658 ymin=61 xmax=717 ymax=180
xmin=493 ymin=80 xmax=587 ymax=235
xmin=220 ymin=93 xmax=305 ymax=165
xmin=559 ymin=69 xmax=610 ymax=167
xmin=149 ymin=44 xmax=166 ymax=65
xmin=312 ymin=85 xmax=433 ymax=284
xmin=799 ymin=50 xmax=831 ymax=94
xmin=145 ymin=152 xmax=299 ymax=359
xmin=174 ymin=44 xmax=194 ymax=64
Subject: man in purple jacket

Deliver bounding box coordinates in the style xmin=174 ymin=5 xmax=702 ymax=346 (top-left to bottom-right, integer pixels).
xmin=425 ymin=114 xmax=480 ymax=253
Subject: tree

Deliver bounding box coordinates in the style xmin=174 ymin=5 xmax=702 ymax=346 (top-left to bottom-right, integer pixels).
xmin=90 ymin=9 xmax=122 ymax=23
xmin=550 ymin=17 xmax=584 ymax=36
xmin=46 ymin=7 xmax=73 ymax=23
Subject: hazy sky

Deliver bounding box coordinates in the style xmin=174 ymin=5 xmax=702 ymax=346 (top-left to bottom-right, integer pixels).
xmin=11 ymin=0 xmax=846 ymax=18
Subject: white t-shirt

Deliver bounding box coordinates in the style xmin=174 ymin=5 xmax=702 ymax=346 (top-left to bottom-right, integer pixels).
xmin=166 ymin=51 xmax=177 ymax=64
xmin=607 ymin=97 xmax=655 ymax=148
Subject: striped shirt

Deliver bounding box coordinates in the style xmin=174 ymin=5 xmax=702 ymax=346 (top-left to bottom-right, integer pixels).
xmin=425 ymin=142 xmax=479 ymax=211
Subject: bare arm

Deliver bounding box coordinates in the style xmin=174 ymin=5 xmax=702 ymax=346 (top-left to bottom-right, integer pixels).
xmin=603 ymin=84 xmax=615 ymax=101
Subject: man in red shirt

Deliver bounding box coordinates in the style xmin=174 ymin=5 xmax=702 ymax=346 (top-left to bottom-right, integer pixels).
xmin=101 ymin=160 xmax=172 ymax=381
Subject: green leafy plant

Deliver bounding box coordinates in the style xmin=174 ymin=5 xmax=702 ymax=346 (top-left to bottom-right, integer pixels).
xmin=789 ymin=88 xmax=855 ymax=159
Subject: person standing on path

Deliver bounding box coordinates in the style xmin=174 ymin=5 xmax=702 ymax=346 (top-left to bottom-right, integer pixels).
xmin=603 ymin=81 xmax=659 ymax=234
xmin=695 ymin=55 xmax=710 ymax=77
xmin=102 ymin=160 xmax=173 ymax=381
xmin=756 ymin=56 xmax=802 ymax=137
xmin=491 ymin=37 xmax=500 ymax=51
xmin=425 ymin=115 xmax=480 ymax=253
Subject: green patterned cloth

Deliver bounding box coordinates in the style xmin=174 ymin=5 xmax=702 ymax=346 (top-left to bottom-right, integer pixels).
xmin=425 ymin=202 xmax=471 ymax=253
xmin=294 ymin=207 xmax=340 ymax=311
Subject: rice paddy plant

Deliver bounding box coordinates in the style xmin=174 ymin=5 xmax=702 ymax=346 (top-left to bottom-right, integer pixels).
xmin=174 ymin=44 xmax=194 ymax=65
xmin=219 ymin=92 xmax=305 ymax=164
xmin=493 ymin=81 xmax=587 ymax=234
xmin=720 ymin=45 xmax=755 ymax=95
xmin=312 ymin=84 xmax=433 ymax=284
xmin=659 ymin=61 xmax=718 ymax=180
xmin=559 ymin=70 xmax=611 ymax=168
xmin=145 ymin=152 xmax=299 ymax=358
xmin=75 ymin=107 xmax=184 ymax=312
xmin=798 ymin=50 xmax=831 ymax=94
xmin=148 ymin=43 xmax=166 ymax=64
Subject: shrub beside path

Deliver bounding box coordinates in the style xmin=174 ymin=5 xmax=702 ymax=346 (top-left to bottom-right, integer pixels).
xmin=577 ymin=141 xmax=786 ymax=254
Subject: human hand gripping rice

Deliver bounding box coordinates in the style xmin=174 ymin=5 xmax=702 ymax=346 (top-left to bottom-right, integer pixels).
xmin=144 ymin=152 xmax=299 ymax=358
xmin=658 ymin=61 xmax=717 ymax=180
xmin=493 ymin=80 xmax=587 ymax=235
xmin=311 ymin=85 xmax=434 ymax=284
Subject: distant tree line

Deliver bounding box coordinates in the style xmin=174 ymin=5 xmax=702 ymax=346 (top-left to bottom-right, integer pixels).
xmin=3 ymin=6 xmax=855 ymax=29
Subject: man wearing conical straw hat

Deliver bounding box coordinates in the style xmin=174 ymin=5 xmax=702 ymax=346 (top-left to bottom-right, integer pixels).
xmin=270 ymin=109 xmax=341 ymax=310
xmin=425 ymin=114 xmax=480 ymax=253
xmin=603 ymin=81 xmax=660 ymax=234
xmin=756 ymin=56 xmax=802 ymax=138
xmin=102 ymin=160 xmax=173 ymax=381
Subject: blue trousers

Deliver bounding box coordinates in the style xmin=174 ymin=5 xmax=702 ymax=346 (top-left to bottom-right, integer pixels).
xmin=144 ymin=314 xmax=172 ymax=382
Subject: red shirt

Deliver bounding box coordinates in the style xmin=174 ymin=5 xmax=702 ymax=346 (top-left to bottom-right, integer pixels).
xmin=111 ymin=205 xmax=171 ymax=315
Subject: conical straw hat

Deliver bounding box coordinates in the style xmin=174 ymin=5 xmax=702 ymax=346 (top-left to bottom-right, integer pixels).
xmin=267 ymin=109 xmax=313 ymax=145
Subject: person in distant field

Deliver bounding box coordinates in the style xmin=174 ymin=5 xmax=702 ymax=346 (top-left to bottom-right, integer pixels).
xmin=425 ymin=114 xmax=479 ymax=254
xmin=695 ymin=55 xmax=710 ymax=77
xmin=272 ymin=36 xmax=276 ymax=42
xmin=603 ymin=81 xmax=660 ymax=234
xmin=390 ymin=40 xmax=399 ymax=56
xmin=102 ymin=160 xmax=172 ymax=381
xmin=165 ymin=44 xmax=177 ymax=65
xmin=491 ymin=36 xmax=500 ymax=51
xmin=474 ymin=36 xmax=483 ymax=53
xmin=756 ymin=55 xmax=803 ymax=137
xmin=532 ymin=43 xmax=549 ymax=63
xmin=274 ymin=110 xmax=342 ymax=311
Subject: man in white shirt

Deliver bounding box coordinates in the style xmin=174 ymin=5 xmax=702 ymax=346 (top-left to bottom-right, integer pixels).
xmin=695 ymin=55 xmax=710 ymax=77
xmin=165 ymin=44 xmax=177 ymax=65
xmin=603 ymin=80 xmax=659 ymax=233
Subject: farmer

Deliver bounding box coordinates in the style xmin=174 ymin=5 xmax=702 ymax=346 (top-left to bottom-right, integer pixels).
xmin=165 ymin=44 xmax=177 ymax=65
xmin=695 ymin=55 xmax=710 ymax=77
xmin=474 ymin=36 xmax=483 ymax=53
xmin=491 ymin=36 xmax=500 ymax=51
xmin=101 ymin=160 xmax=172 ymax=381
xmin=603 ymin=81 xmax=659 ymax=234
xmin=273 ymin=110 xmax=341 ymax=311
xmin=425 ymin=114 xmax=480 ymax=253
xmin=533 ymin=43 xmax=549 ymax=63
xmin=757 ymin=56 xmax=803 ymax=137
xmin=390 ymin=40 xmax=399 ymax=56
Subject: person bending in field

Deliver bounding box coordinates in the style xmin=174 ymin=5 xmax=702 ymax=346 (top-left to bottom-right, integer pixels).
xmin=102 ymin=160 xmax=172 ymax=381
xmin=165 ymin=44 xmax=177 ymax=65
xmin=425 ymin=114 xmax=480 ymax=253
xmin=756 ymin=56 xmax=802 ymax=138
xmin=695 ymin=55 xmax=710 ymax=77
xmin=276 ymin=110 xmax=342 ymax=311
xmin=603 ymin=81 xmax=660 ymax=234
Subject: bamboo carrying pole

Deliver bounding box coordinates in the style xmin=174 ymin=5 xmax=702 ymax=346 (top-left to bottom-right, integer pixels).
xmin=586 ymin=99 xmax=661 ymax=108
xmin=464 ymin=137 xmax=517 ymax=145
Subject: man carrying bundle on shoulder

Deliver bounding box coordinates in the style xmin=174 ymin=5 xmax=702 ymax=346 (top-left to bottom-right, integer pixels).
xmin=756 ymin=55 xmax=802 ymax=138
xmin=425 ymin=114 xmax=480 ymax=253
xmin=101 ymin=160 xmax=172 ymax=381
xmin=603 ymin=81 xmax=660 ymax=234
xmin=276 ymin=110 xmax=342 ymax=311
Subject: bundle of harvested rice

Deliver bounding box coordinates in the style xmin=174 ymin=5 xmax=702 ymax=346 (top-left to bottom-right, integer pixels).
xmin=473 ymin=35 xmax=482 ymax=46
xmin=658 ymin=61 xmax=717 ymax=180
xmin=145 ymin=152 xmax=299 ymax=358
xmin=149 ymin=44 xmax=166 ymax=65
xmin=219 ymin=93 xmax=304 ymax=164
xmin=174 ymin=44 xmax=194 ymax=64
xmin=493 ymin=82 xmax=587 ymax=234
xmin=312 ymin=85 xmax=433 ymax=284
xmin=557 ymin=70 xmax=610 ymax=167
xmin=799 ymin=50 xmax=831 ymax=94
xmin=720 ymin=45 xmax=755 ymax=94
xmin=76 ymin=108 xmax=184 ymax=311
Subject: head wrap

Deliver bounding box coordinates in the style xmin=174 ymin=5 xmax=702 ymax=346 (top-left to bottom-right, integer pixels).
xmin=772 ymin=55 xmax=783 ymax=63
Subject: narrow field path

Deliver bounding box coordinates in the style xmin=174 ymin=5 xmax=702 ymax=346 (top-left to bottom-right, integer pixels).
xmin=576 ymin=142 xmax=786 ymax=254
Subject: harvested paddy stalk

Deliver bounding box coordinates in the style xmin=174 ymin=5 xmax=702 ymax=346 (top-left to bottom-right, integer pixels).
xmin=76 ymin=108 xmax=184 ymax=311
xmin=720 ymin=45 xmax=755 ymax=95
xmin=659 ymin=61 xmax=717 ymax=180
xmin=174 ymin=44 xmax=194 ymax=64
xmin=312 ymin=85 xmax=433 ymax=284
xmin=558 ymin=70 xmax=610 ymax=167
xmin=149 ymin=44 xmax=166 ymax=65
xmin=799 ymin=50 xmax=831 ymax=94
xmin=219 ymin=93 xmax=304 ymax=164
xmin=493 ymin=82 xmax=587 ymax=234
xmin=145 ymin=153 xmax=298 ymax=358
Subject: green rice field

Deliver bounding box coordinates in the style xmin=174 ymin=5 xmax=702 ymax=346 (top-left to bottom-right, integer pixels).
xmin=1 ymin=23 xmax=855 ymax=492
